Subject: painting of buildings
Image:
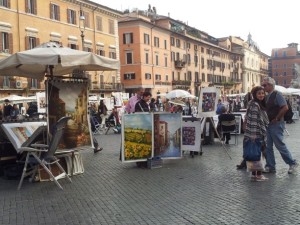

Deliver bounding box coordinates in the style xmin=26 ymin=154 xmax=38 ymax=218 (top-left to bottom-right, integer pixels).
xmin=47 ymin=79 xmax=91 ymax=149
xmin=154 ymin=113 xmax=182 ymax=158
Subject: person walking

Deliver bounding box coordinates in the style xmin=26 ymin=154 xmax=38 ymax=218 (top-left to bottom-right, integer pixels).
xmin=98 ymin=100 xmax=108 ymax=128
xmin=3 ymin=99 xmax=12 ymax=119
xmin=124 ymin=87 xmax=145 ymax=113
xmin=262 ymin=77 xmax=298 ymax=174
xmin=243 ymin=86 xmax=269 ymax=181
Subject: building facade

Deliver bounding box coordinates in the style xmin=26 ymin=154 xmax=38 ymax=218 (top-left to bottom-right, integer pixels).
xmin=118 ymin=8 xmax=268 ymax=97
xmin=0 ymin=0 xmax=122 ymax=98
xmin=269 ymin=43 xmax=300 ymax=87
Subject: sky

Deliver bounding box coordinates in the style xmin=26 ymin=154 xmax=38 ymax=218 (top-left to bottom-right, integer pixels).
xmin=93 ymin=0 xmax=300 ymax=55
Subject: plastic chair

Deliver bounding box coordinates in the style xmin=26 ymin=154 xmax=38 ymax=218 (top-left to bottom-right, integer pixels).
xmin=17 ymin=116 xmax=72 ymax=190
xmin=220 ymin=115 xmax=238 ymax=145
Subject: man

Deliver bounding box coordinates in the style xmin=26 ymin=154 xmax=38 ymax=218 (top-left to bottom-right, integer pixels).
xmin=135 ymin=92 xmax=152 ymax=112
xmin=262 ymin=77 xmax=298 ymax=174
xmin=124 ymin=87 xmax=145 ymax=113
xmin=3 ymin=99 xmax=12 ymax=119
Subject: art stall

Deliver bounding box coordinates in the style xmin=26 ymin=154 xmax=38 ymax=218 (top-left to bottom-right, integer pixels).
xmin=0 ymin=42 xmax=119 ymax=184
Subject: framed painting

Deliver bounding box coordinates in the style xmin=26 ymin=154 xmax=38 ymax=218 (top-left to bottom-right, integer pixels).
xmin=122 ymin=113 xmax=153 ymax=162
xmin=181 ymin=120 xmax=202 ymax=152
xmin=1 ymin=121 xmax=47 ymax=152
xmin=36 ymin=92 xmax=46 ymax=114
xmin=153 ymin=112 xmax=182 ymax=159
xmin=197 ymin=87 xmax=220 ymax=118
xmin=231 ymin=115 xmax=242 ymax=134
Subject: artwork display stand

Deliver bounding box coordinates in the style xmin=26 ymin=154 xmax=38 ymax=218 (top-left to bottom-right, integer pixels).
xmin=200 ymin=117 xmax=232 ymax=159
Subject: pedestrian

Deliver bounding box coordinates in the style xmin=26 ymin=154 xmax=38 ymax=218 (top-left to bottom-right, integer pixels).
xmin=124 ymin=87 xmax=145 ymax=113
xmin=243 ymin=86 xmax=269 ymax=181
xmin=262 ymin=77 xmax=298 ymax=174
xmin=98 ymin=100 xmax=108 ymax=128
xmin=10 ymin=104 xmax=20 ymax=119
xmin=149 ymin=98 xmax=157 ymax=112
xmin=3 ymin=99 xmax=12 ymax=119
xmin=135 ymin=91 xmax=152 ymax=112
xmin=89 ymin=107 xmax=103 ymax=153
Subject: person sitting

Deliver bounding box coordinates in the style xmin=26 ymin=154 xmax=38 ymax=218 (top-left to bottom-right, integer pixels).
xmin=218 ymin=105 xmax=236 ymax=144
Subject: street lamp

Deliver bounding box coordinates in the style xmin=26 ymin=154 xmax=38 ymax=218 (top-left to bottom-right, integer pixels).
xmin=79 ymin=10 xmax=85 ymax=51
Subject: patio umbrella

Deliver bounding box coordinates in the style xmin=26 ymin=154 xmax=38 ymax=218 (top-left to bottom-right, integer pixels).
xmin=0 ymin=95 xmax=36 ymax=104
xmin=165 ymin=89 xmax=191 ymax=99
xmin=169 ymin=99 xmax=186 ymax=107
xmin=0 ymin=42 xmax=119 ymax=79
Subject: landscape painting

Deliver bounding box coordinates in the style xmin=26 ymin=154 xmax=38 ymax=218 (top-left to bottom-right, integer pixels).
xmin=122 ymin=113 xmax=153 ymax=162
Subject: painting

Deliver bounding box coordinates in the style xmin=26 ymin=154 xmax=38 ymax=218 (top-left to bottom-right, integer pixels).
xmin=197 ymin=87 xmax=220 ymax=118
xmin=46 ymin=79 xmax=91 ymax=150
xmin=153 ymin=113 xmax=182 ymax=159
xmin=181 ymin=120 xmax=201 ymax=152
xmin=122 ymin=113 xmax=153 ymax=162
xmin=36 ymin=92 xmax=46 ymax=114
xmin=1 ymin=121 xmax=47 ymax=152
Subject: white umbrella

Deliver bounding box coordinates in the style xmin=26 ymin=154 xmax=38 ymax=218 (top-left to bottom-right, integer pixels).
xmin=0 ymin=42 xmax=119 ymax=79
xmin=166 ymin=90 xmax=191 ymax=99
xmin=0 ymin=95 xmax=36 ymax=104
xmin=169 ymin=99 xmax=186 ymax=107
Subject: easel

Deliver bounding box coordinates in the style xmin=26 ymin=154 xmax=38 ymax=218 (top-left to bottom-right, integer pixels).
xmin=200 ymin=117 xmax=232 ymax=159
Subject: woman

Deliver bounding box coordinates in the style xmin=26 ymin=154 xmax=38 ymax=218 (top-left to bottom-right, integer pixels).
xmin=98 ymin=100 xmax=108 ymax=128
xmin=243 ymin=86 xmax=269 ymax=181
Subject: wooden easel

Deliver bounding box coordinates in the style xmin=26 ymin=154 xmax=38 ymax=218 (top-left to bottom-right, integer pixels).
xmin=200 ymin=117 xmax=232 ymax=159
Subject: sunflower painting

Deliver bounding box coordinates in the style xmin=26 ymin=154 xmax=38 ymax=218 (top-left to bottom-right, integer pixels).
xmin=122 ymin=113 xmax=153 ymax=162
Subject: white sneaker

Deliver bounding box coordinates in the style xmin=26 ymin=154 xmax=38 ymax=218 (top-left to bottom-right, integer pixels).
xmin=288 ymin=161 xmax=299 ymax=174
xmin=113 ymin=128 xmax=118 ymax=133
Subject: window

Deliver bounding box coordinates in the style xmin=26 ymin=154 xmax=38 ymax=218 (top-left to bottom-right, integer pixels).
xmin=202 ymin=73 xmax=205 ymax=82
xmin=166 ymin=75 xmax=168 ymax=81
xmin=195 ymin=72 xmax=199 ymax=82
xmin=145 ymin=73 xmax=151 ymax=80
xmin=165 ymin=56 xmax=167 ymax=67
xmin=155 ymin=74 xmax=161 ymax=81
xmin=67 ymin=9 xmax=76 ymax=25
xmin=126 ymin=52 xmax=133 ymax=64
xmin=109 ymin=49 xmax=116 ymax=59
xmin=3 ymin=76 xmax=10 ymax=87
xmin=194 ymin=54 xmax=198 ymax=66
xmin=50 ymin=3 xmax=60 ymax=21
xmin=283 ymin=72 xmax=287 ymax=76
xmin=124 ymin=73 xmax=135 ymax=80
xmin=164 ymin=40 xmax=167 ymax=49
xmin=123 ymin=33 xmax=133 ymax=44
xmin=1 ymin=32 xmax=9 ymax=52
xmin=144 ymin=33 xmax=150 ymax=45
xmin=155 ymin=55 xmax=159 ymax=66
xmin=154 ymin=37 xmax=159 ymax=47
xmin=171 ymin=52 xmax=175 ymax=61
xmin=97 ymin=48 xmax=105 ymax=56
xmin=176 ymin=39 xmax=180 ymax=48
xmin=108 ymin=19 xmax=114 ymax=35
xmin=187 ymin=54 xmax=191 ymax=65
xmin=186 ymin=42 xmax=191 ymax=49
xmin=70 ymin=44 xmax=77 ymax=50
xmin=170 ymin=37 xmax=175 ymax=46
xmin=194 ymin=44 xmax=198 ymax=51
xmin=96 ymin=16 xmax=102 ymax=31
xmin=145 ymin=52 xmax=149 ymax=64
xmin=31 ymin=78 xmax=38 ymax=88
xmin=201 ymin=57 xmax=204 ymax=68
xmin=283 ymin=51 xmax=286 ymax=57
xmin=28 ymin=37 xmax=37 ymax=49
xmin=274 ymin=51 xmax=278 ymax=57
xmin=172 ymin=72 xmax=175 ymax=81
xmin=25 ymin=0 xmax=37 ymax=14
xmin=201 ymin=47 xmax=204 ymax=53
xmin=0 ymin=0 xmax=10 ymax=8
xmin=82 ymin=11 xmax=90 ymax=28
xmin=187 ymin=71 xmax=192 ymax=80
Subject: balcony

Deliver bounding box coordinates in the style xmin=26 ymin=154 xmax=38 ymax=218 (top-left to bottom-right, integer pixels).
xmin=155 ymin=81 xmax=171 ymax=86
xmin=174 ymin=60 xmax=186 ymax=69
xmin=91 ymin=82 xmax=123 ymax=92
xmin=172 ymin=80 xmax=191 ymax=89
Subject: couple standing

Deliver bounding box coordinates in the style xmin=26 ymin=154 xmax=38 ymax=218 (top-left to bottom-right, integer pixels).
xmin=243 ymin=77 xmax=298 ymax=181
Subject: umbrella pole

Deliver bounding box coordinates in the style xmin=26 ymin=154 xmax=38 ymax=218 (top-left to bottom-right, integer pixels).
xmin=49 ymin=65 xmax=54 ymax=78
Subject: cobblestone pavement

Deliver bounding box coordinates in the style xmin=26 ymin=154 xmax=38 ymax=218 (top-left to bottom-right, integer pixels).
xmin=1 ymin=121 xmax=300 ymax=225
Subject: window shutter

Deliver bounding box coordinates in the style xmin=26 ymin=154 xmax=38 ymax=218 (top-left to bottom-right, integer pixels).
xmin=130 ymin=33 xmax=133 ymax=43
xmin=67 ymin=9 xmax=70 ymax=23
xmin=57 ymin=5 xmax=60 ymax=21
xmin=33 ymin=0 xmax=37 ymax=15
xmin=25 ymin=0 xmax=29 ymax=13
xmin=9 ymin=33 xmax=13 ymax=53
xmin=0 ymin=32 xmax=2 ymax=52
xmin=50 ymin=4 xmax=53 ymax=19
xmin=123 ymin=34 xmax=126 ymax=44
xmin=25 ymin=36 xmax=29 ymax=50
xmin=7 ymin=0 xmax=11 ymax=8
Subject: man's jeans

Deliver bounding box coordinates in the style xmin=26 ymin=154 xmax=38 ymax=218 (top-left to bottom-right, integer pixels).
xmin=265 ymin=121 xmax=296 ymax=170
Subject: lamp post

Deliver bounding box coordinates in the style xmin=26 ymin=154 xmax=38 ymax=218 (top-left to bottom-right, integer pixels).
xmin=79 ymin=11 xmax=85 ymax=51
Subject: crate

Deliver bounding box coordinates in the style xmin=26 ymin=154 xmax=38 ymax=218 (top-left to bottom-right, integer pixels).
xmin=147 ymin=157 xmax=163 ymax=169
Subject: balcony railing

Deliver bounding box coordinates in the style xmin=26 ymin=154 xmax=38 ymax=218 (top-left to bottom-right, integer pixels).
xmin=92 ymin=82 xmax=123 ymax=92
xmin=174 ymin=60 xmax=186 ymax=69
xmin=155 ymin=81 xmax=172 ymax=86
xmin=172 ymin=80 xmax=191 ymax=86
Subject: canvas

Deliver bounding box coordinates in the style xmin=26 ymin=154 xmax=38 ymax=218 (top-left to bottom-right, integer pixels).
xmin=181 ymin=120 xmax=202 ymax=152
xmin=153 ymin=113 xmax=182 ymax=159
xmin=197 ymin=87 xmax=220 ymax=118
xmin=122 ymin=113 xmax=153 ymax=162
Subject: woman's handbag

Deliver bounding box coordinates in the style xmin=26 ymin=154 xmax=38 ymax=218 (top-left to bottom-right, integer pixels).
xmin=243 ymin=138 xmax=262 ymax=161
